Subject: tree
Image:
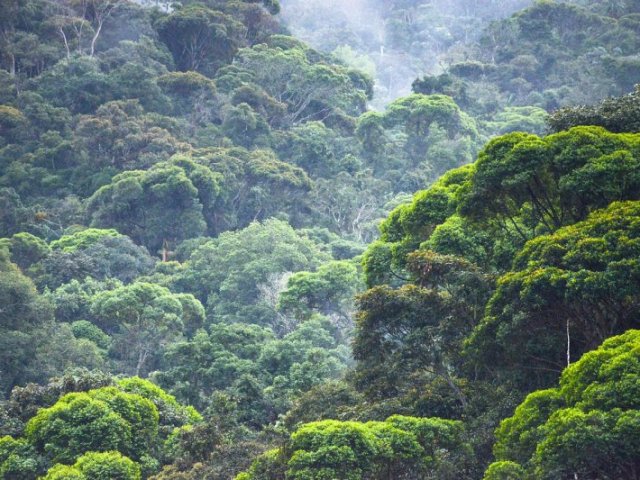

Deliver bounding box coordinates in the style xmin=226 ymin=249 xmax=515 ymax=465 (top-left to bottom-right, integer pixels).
xmin=466 ymin=201 xmax=640 ymax=391
xmin=156 ymin=5 xmax=246 ymax=75
xmin=458 ymin=126 xmax=640 ymax=247
xmin=34 ymin=229 xmax=155 ymax=289
xmin=72 ymin=99 xmax=188 ymax=179
xmin=25 ymin=389 xmax=154 ymax=464
xmin=0 ymin=435 xmax=40 ymax=479
xmin=90 ymin=282 xmax=194 ymax=375
xmin=189 ymin=147 xmax=311 ymax=233
xmin=179 ymin=219 xmax=330 ymax=328
xmin=230 ymin=40 xmax=369 ymax=126
xmin=0 ymin=247 xmax=52 ymax=396
xmin=277 ymin=260 xmax=362 ymax=328
xmin=353 ymin=250 xmax=492 ymax=409
xmin=86 ymin=160 xmax=219 ymax=253
xmin=0 ymin=232 xmax=49 ymax=271
xmin=43 ymin=451 xmax=140 ymax=480
xmin=485 ymin=329 xmax=640 ymax=480
xmin=237 ymin=415 xmax=469 ymax=480
xmin=362 ymin=164 xmax=473 ymax=287
xmin=35 ymin=56 xmax=115 ymax=114
xmin=549 ymin=84 xmax=640 ymax=133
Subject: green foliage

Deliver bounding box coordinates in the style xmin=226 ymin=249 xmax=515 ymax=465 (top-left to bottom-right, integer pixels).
xmin=0 ymin=231 xmax=49 ymax=270
xmin=179 ymin=218 xmax=330 ymax=327
xmin=117 ymin=377 xmax=202 ymax=434
xmin=237 ymin=415 xmax=469 ymax=480
xmin=459 ymin=127 xmax=640 ymax=248
xmin=50 ymin=228 xmax=120 ymax=252
xmin=91 ymin=282 xmax=198 ymax=375
xmin=4 ymin=378 xmax=198 ymax=478
xmin=467 ymin=201 xmax=640 ymax=390
xmin=549 ymin=84 xmax=640 ymax=133
xmin=229 ymin=41 xmax=369 ymax=125
xmin=482 ymin=461 xmax=525 ymax=480
xmin=3 ymin=369 xmax=115 ymax=431
xmin=363 ymin=164 xmax=473 ymax=286
xmin=483 ymin=106 xmax=548 ymax=136
xmin=277 ymin=260 xmax=362 ymax=324
xmin=44 ymin=451 xmax=141 ymax=480
xmin=487 ymin=329 xmax=640 ymax=480
xmin=5 ymin=0 xmax=640 ymax=478
xmin=34 ymin=232 xmax=155 ymax=289
xmin=0 ymin=248 xmax=53 ymax=395
xmin=70 ymin=320 xmax=110 ymax=350
xmin=86 ymin=159 xmax=220 ymax=253
xmin=25 ymin=388 xmax=153 ymax=464
xmin=354 ymin=251 xmax=492 ymax=407
xmin=158 ymin=316 xmax=348 ymax=427
xmin=0 ymin=435 xmax=40 ymax=479
xmin=156 ymin=5 xmax=246 ymax=76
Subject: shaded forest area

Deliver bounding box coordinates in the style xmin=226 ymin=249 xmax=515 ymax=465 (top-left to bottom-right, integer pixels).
xmin=1 ymin=0 xmax=640 ymax=479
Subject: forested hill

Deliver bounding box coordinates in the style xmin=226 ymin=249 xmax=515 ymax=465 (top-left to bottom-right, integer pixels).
xmin=1 ymin=0 xmax=640 ymax=479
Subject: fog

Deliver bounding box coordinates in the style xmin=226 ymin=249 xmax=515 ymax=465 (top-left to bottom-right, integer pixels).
xmin=279 ymin=0 xmax=533 ymax=108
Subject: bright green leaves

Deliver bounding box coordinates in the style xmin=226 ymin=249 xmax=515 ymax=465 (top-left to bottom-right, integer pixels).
xmin=25 ymin=389 xmax=151 ymax=464
xmin=0 ymin=436 xmax=40 ymax=479
xmin=50 ymin=228 xmax=120 ymax=252
xmin=363 ymin=163 xmax=473 ymax=286
xmin=492 ymin=389 xmax=565 ymax=467
xmin=487 ymin=330 xmax=640 ymax=480
xmin=482 ymin=461 xmax=525 ymax=480
xmin=5 ymin=378 xmax=198 ymax=478
xmin=238 ymin=415 xmax=469 ymax=480
xmin=43 ymin=451 xmax=141 ymax=480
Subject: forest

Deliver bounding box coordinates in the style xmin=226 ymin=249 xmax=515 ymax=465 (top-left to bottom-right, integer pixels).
xmin=0 ymin=0 xmax=639 ymax=478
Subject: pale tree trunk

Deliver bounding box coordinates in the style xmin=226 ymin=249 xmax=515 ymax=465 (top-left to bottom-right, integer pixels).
xmin=135 ymin=349 xmax=148 ymax=376
xmin=566 ymin=318 xmax=571 ymax=367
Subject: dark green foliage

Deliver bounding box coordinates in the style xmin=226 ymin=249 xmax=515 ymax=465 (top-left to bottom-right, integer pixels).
xmin=86 ymin=161 xmax=218 ymax=253
xmin=549 ymin=84 xmax=640 ymax=133
xmin=32 ymin=228 xmax=155 ymax=289
xmin=90 ymin=282 xmax=200 ymax=375
xmin=0 ymin=248 xmax=52 ymax=396
xmin=354 ymin=251 xmax=492 ymax=407
xmin=4 ymin=0 xmax=640 ymax=478
xmin=467 ymin=201 xmax=640 ymax=390
xmin=158 ymin=316 xmax=348 ymax=427
xmin=156 ymin=6 xmax=246 ymax=76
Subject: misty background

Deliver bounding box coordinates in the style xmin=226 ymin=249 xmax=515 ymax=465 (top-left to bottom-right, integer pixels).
xmin=279 ymin=0 xmax=534 ymax=108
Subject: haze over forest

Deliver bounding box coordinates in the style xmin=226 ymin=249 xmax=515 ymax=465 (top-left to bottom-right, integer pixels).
xmin=280 ymin=0 xmax=534 ymax=106
xmin=1 ymin=0 xmax=640 ymax=479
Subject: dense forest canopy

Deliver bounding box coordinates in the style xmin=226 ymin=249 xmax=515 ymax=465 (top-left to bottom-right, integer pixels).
xmin=1 ymin=0 xmax=640 ymax=478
